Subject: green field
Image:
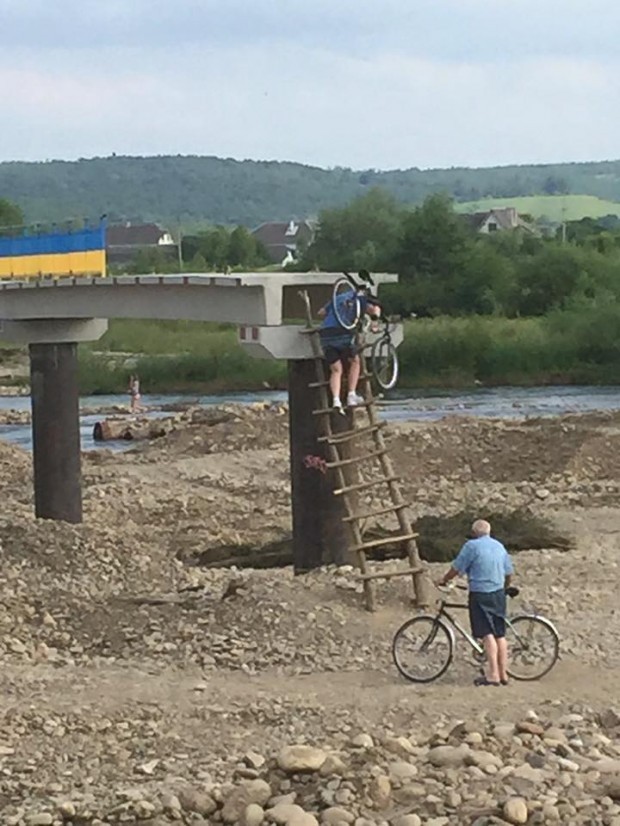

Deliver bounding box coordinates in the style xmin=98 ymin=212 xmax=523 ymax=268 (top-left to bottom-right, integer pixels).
xmin=456 ymin=194 xmax=620 ymax=222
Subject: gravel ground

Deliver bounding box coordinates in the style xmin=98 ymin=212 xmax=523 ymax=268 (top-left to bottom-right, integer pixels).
xmin=0 ymin=405 xmax=619 ymax=824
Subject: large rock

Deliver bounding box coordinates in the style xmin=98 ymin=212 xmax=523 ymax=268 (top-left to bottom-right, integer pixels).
xmin=267 ymin=803 xmax=308 ymax=824
xmin=277 ymin=745 xmax=327 ymax=773
xmin=388 ymin=760 xmax=419 ymax=783
xmin=427 ymin=744 xmax=470 ymax=767
xmin=178 ymin=786 xmax=217 ymax=816
xmin=392 ymin=816 xmax=422 ymax=826
xmin=243 ymin=803 xmax=266 ymax=826
xmin=368 ymin=775 xmax=391 ymax=809
xmin=503 ymin=797 xmax=529 ymax=825
xmin=222 ymin=779 xmax=272 ymax=823
xmin=605 ymin=775 xmax=620 ymax=801
xmin=321 ymin=807 xmax=355 ymax=825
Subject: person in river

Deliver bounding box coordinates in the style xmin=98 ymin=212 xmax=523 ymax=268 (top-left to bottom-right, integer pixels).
xmin=128 ymin=373 xmax=142 ymax=414
xmin=317 ymin=279 xmax=381 ymax=410
xmin=436 ymin=519 xmax=514 ymax=687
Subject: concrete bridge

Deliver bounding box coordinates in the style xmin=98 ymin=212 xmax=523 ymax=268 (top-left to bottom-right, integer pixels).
xmin=0 ymin=271 xmax=401 ymax=569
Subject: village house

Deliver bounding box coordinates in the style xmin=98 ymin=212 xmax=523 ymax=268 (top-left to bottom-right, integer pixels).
xmin=251 ymin=219 xmax=315 ymax=266
xmin=106 ymin=222 xmax=178 ymax=266
xmin=463 ymin=206 xmax=538 ymax=235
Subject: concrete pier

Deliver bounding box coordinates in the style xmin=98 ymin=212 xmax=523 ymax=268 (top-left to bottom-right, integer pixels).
xmin=288 ymin=359 xmax=357 ymax=571
xmin=29 ymin=342 xmax=82 ymax=523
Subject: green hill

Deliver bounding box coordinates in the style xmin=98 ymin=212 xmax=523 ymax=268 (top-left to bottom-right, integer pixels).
xmin=456 ymin=194 xmax=620 ymax=222
xmin=1 ymin=154 xmax=620 ymax=228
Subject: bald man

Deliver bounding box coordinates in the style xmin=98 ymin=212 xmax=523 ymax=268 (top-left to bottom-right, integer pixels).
xmin=437 ymin=519 xmax=514 ymax=687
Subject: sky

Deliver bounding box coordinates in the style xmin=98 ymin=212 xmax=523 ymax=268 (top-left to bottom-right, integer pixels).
xmin=0 ymin=0 xmax=618 ymax=170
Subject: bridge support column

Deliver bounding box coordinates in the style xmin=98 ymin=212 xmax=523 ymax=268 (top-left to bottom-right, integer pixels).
xmin=30 ymin=342 xmax=82 ymax=523
xmin=0 ymin=318 xmax=108 ymax=523
xmin=288 ymin=359 xmax=354 ymax=572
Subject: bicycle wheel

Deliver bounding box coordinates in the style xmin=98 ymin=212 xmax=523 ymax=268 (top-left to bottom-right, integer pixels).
xmin=371 ymin=336 xmax=399 ymax=390
xmin=332 ymin=278 xmax=361 ymax=330
xmin=392 ymin=615 xmax=454 ymax=683
xmin=506 ymin=615 xmax=560 ymax=681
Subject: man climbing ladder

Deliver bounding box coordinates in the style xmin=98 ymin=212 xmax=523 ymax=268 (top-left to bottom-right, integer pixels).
xmin=317 ymin=277 xmax=381 ymax=410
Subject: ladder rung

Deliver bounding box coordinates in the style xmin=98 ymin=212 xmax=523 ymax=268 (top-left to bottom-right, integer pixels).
xmin=325 ymin=448 xmax=387 ymax=469
xmin=313 ymin=400 xmax=375 ymax=415
xmin=343 ymin=503 xmax=410 ymax=522
xmin=318 ymin=422 xmax=386 ymax=443
xmin=308 ymin=380 xmax=331 ymax=388
xmin=333 ymin=475 xmax=401 ymax=495
xmin=351 ymin=532 xmax=418 ymax=553
xmin=359 ymin=566 xmax=423 ymax=582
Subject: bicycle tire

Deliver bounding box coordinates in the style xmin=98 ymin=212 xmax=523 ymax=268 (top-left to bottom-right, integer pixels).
xmin=371 ymin=336 xmax=399 ymax=390
xmin=392 ymin=615 xmax=454 ymax=683
xmin=506 ymin=614 xmax=560 ymax=681
xmin=332 ymin=278 xmax=361 ymax=330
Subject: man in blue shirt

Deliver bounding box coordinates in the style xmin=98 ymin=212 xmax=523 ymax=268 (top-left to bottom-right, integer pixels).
xmin=318 ymin=282 xmax=380 ymax=410
xmin=437 ymin=519 xmax=514 ymax=687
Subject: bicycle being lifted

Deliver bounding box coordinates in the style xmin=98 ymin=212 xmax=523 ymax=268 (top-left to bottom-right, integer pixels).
xmin=392 ymin=583 xmax=560 ymax=684
xmin=331 ymin=270 xmax=400 ymax=392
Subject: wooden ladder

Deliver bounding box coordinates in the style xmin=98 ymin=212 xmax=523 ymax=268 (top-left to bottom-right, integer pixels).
xmin=299 ymin=294 xmax=430 ymax=611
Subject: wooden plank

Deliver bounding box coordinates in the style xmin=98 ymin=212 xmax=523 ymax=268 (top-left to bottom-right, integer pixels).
xmin=350 ymin=532 xmax=419 ymax=553
xmin=325 ymin=448 xmax=387 ymax=469
xmin=308 ymin=379 xmax=331 ymax=388
xmin=359 ymin=567 xmax=423 ymax=581
xmin=342 ymin=502 xmax=411 ymax=522
xmin=318 ymin=422 xmax=386 ymax=444
xmin=333 ymin=475 xmax=401 ymax=496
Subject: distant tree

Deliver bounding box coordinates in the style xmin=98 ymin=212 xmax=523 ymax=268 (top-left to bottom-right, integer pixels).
xmin=542 ymin=175 xmax=569 ymax=195
xmin=228 ymin=226 xmax=256 ymax=267
xmin=303 ymin=188 xmax=405 ymax=271
xmin=0 ymin=198 xmax=24 ymax=229
xmin=128 ymin=248 xmax=178 ymax=274
xmin=188 ymin=252 xmax=208 ymax=271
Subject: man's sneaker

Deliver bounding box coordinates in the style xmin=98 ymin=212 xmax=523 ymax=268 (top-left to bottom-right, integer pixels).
xmin=332 ymin=396 xmax=343 ymax=411
xmin=347 ymin=392 xmax=365 ymax=407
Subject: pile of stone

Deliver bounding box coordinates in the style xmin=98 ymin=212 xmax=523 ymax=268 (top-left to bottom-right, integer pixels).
xmin=6 ymin=704 xmax=620 ymax=825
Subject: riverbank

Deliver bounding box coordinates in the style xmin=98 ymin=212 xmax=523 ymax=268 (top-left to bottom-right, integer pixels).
xmin=1 ymin=406 xmax=620 ymax=823
xmin=3 ymin=309 xmax=620 ymax=394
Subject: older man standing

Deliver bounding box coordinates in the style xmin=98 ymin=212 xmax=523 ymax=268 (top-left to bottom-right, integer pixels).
xmin=437 ymin=519 xmax=514 ymax=687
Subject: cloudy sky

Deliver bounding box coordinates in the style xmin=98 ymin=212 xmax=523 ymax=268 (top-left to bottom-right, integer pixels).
xmin=0 ymin=0 xmax=617 ymax=170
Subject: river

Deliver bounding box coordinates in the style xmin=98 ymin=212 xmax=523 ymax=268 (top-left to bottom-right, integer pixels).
xmin=3 ymin=384 xmax=620 ymax=452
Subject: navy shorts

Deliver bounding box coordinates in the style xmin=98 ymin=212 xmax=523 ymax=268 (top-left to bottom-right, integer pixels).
xmin=469 ymin=589 xmax=507 ymax=639
xmin=319 ymin=329 xmax=357 ymax=365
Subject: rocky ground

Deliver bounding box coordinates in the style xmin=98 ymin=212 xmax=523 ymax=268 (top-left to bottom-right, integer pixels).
xmin=1 ymin=404 xmax=620 ymax=824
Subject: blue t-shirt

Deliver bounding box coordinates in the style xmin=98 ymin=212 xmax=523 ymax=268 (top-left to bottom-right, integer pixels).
xmin=321 ymin=289 xmax=368 ymax=330
xmin=452 ymin=535 xmax=514 ymax=593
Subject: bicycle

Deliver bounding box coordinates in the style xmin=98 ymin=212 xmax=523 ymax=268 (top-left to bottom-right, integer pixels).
xmin=330 ymin=271 xmax=399 ymax=391
xmin=392 ymin=584 xmax=560 ymax=684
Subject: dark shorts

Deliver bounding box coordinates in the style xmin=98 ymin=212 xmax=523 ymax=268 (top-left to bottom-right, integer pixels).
xmin=319 ymin=328 xmax=358 ymax=365
xmin=469 ymin=589 xmax=506 ymax=639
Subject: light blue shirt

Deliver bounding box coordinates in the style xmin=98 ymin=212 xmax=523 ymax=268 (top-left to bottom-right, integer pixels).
xmin=452 ymin=535 xmax=514 ymax=593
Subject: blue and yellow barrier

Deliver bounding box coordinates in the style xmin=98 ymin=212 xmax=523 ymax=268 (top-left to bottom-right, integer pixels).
xmin=0 ymin=221 xmax=106 ymax=279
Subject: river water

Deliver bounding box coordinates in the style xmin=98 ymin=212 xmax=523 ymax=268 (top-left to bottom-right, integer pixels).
xmin=3 ymin=384 xmax=620 ymax=452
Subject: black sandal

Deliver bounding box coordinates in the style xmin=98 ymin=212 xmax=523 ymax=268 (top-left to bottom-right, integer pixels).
xmin=474 ymin=676 xmax=500 ymax=687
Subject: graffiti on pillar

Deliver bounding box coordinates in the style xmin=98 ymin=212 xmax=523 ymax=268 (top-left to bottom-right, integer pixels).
xmin=303 ymin=454 xmax=327 ymax=474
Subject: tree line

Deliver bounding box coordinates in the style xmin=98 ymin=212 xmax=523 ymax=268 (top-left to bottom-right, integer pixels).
xmin=1 ymin=154 xmax=620 ymax=228
xmin=298 ymin=190 xmax=620 ymax=319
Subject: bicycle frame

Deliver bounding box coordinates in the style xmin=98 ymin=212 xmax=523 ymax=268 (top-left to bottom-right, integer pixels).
xmin=434 ymin=600 xmax=484 ymax=656
xmin=430 ymin=598 xmax=558 ymax=659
